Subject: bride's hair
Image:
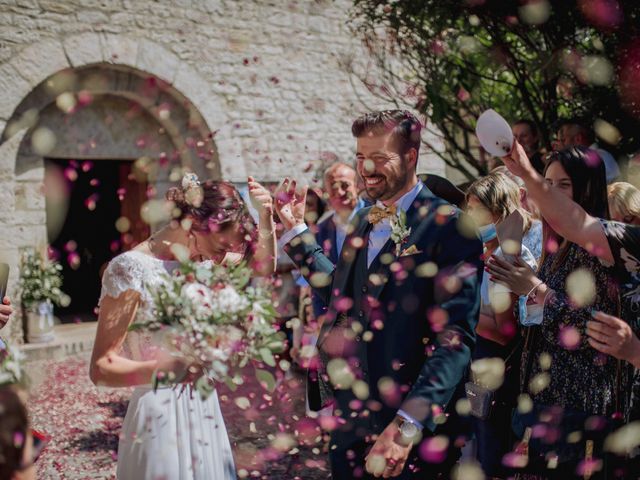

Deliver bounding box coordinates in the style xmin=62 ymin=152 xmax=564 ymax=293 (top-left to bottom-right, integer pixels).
xmin=167 ymin=180 xmax=257 ymax=255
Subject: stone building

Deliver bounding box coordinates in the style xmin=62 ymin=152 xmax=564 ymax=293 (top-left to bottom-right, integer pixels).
xmin=0 ymin=0 xmax=445 ymax=343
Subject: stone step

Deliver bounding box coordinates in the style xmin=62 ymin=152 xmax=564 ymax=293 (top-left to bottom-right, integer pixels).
xmin=19 ymin=322 xmax=97 ymax=363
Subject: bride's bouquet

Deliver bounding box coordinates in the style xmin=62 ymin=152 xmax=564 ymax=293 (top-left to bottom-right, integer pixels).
xmin=129 ymin=260 xmax=284 ymax=399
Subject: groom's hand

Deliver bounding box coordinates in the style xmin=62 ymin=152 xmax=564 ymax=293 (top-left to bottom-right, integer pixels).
xmin=365 ymin=419 xmax=413 ymax=478
xmin=273 ymin=177 xmax=308 ymax=231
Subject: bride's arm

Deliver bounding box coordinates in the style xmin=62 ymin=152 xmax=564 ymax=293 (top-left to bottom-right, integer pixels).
xmin=248 ymin=177 xmax=277 ymax=276
xmin=89 ymin=291 xmax=181 ymax=387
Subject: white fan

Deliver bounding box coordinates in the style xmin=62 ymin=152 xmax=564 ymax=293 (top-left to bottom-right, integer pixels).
xmin=476 ymin=109 xmax=514 ymax=157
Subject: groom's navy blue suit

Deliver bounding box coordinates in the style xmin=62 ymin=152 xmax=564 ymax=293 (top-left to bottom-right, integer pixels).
xmin=284 ymin=184 xmax=482 ymax=479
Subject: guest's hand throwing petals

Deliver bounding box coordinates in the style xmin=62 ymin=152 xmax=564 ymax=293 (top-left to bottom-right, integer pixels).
xmin=273 ymin=177 xmax=308 ymax=231
xmin=587 ymin=311 xmax=640 ymax=368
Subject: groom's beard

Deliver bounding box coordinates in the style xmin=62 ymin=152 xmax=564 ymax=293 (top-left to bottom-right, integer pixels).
xmin=365 ymin=169 xmax=411 ymax=202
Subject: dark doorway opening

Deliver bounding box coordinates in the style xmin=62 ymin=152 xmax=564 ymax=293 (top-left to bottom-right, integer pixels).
xmin=45 ymin=159 xmax=149 ymax=323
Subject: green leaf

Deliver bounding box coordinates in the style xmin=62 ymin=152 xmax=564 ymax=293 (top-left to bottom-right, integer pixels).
xmin=195 ymin=376 xmax=215 ymax=400
xmin=259 ymin=348 xmax=276 ymax=367
xmin=255 ymin=368 xmax=276 ymax=392
xmin=224 ymin=376 xmax=238 ymax=392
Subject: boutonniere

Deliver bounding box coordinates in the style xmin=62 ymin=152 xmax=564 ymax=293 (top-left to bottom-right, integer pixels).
xmin=399 ymin=244 xmax=422 ymax=257
xmin=390 ymin=210 xmax=411 ymax=256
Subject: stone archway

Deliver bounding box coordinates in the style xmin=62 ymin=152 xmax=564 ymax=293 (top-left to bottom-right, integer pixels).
xmin=0 ymin=33 xmax=242 ymax=179
xmin=0 ymin=34 xmax=240 ymax=342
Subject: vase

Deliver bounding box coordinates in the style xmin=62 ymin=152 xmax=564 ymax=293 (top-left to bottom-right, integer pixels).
xmin=26 ymin=301 xmax=55 ymax=343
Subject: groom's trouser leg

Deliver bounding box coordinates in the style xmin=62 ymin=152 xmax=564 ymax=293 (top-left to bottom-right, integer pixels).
xmin=328 ymin=429 xmax=369 ymax=479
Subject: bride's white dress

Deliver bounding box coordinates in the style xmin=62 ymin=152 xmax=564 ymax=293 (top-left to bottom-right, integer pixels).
xmin=99 ymin=250 xmax=236 ymax=480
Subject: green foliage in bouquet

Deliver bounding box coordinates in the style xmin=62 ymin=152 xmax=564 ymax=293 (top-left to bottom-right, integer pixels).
xmin=18 ymin=248 xmax=70 ymax=310
xmin=0 ymin=337 xmax=24 ymax=387
xmin=130 ymin=260 xmax=285 ymax=400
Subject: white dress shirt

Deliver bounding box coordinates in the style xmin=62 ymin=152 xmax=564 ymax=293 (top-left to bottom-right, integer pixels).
xmin=367 ymin=182 xmax=423 ymax=267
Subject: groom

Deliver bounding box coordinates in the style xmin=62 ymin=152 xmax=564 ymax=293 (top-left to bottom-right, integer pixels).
xmin=275 ymin=110 xmax=482 ymax=479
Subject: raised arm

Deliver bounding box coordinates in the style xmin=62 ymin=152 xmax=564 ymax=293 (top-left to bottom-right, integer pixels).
xmin=274 ymin=178 xmax=337 ymax=306
xmin=502 ymin=142 xmax=613 ymax=264
xmin=247 ymin=177 xmax=276 ymax=276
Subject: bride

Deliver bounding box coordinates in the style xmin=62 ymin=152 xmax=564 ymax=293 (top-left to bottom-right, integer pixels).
xmin=89 ymin=174 xmax=275 ymax=479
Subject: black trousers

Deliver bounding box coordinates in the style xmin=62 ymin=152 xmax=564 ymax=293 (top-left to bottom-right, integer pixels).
xmin=472 ymin=335 xmax=521 ymax=477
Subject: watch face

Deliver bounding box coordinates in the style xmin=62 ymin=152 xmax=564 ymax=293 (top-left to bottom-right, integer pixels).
xmin=400 ymin=421 xmax=418 ymax=438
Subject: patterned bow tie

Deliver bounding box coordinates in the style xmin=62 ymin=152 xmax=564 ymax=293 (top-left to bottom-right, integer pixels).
xmin=367 ymin=204 xmax=397 ymax=225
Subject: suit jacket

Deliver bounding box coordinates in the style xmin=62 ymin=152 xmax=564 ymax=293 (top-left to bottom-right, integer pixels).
xmin=285 ymin=185 xmax=482 ymax=435
xmin=311 ymin=214 xmax=338 ymax=317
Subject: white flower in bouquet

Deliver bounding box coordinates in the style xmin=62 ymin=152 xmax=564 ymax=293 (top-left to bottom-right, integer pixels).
xmin=211 ymin=285 xmax=249 ymax=314
xmin=181 ymin=282 xmax=214 ymax=320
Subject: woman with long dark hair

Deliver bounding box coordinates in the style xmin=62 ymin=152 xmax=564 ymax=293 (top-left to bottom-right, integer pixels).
xmin=488 ymin=147 xmax=622 ymax=478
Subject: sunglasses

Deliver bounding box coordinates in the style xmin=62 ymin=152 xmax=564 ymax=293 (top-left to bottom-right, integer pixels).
xmin=17 ymin=429 xmax=48 ymax=471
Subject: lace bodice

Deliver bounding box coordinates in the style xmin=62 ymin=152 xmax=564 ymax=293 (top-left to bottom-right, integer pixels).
xmin=100 ymin=250 xmax=179 ymax=316
xmin=99 ymin=250 xmax=180 ymax=362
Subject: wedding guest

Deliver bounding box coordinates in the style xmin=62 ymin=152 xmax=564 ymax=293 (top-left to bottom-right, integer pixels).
xmin=312 ymin=162 xmax=362 ymax=318
xmin=493 ymin=166 xmax=543 ymax=261
xmin=304 ymin=187 xmax=326 ymax=233
xmin=489 ymin=147 xmax=624 ymax=477
xmin=512 ymin=119 xmax=545 ymax=174
xmin=0 ymin=297 xmax=13 ymax=329
xmin=608 ymin=181 xmax=640 ymax=225
xmin=553 ymin=118 xmax=620 ymax=183
xmin=465 ymin=171 xmax=537 ymax=478
xmin=0 ymin=386 xmax=38 ymax=480
xmin=501 ymin=142 xmax=640 ymax=417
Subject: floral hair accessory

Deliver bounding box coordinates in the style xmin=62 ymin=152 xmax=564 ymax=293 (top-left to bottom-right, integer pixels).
xmin=181 ymin=173 xmax=204 ymax=208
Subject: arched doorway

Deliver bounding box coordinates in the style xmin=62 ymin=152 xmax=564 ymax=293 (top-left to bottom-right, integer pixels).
xmin=3 ymin=64 xmax=219 ymax=323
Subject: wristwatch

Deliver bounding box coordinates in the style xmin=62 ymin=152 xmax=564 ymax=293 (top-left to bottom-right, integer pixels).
xmin=394 ymin=416 xmax=419 ymax=440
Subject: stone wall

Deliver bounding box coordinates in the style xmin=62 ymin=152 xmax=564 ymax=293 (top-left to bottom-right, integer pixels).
xmin=0 ymin=0 xmax=446 ymax=343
